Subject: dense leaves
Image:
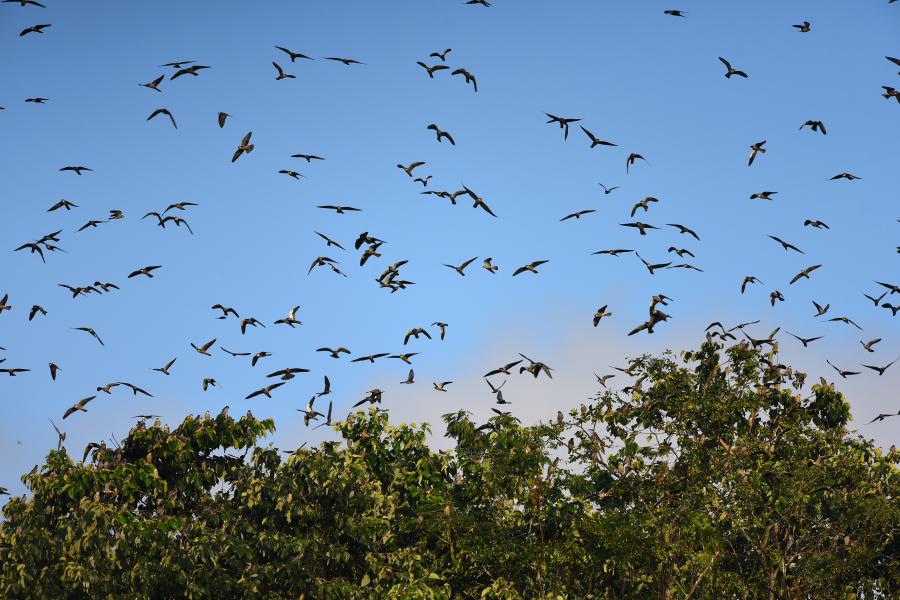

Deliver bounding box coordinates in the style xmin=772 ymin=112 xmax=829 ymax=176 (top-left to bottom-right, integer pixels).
xmin=1 ymin=342 xmax=897 ymax=598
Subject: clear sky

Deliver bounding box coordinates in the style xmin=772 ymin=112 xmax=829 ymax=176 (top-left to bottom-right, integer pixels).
xmin=1 ymin=0 xmax=898 ymax=497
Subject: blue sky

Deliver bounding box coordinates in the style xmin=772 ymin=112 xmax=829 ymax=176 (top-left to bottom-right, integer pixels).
xmin=1 ymin=0 xmax=898 ymax=496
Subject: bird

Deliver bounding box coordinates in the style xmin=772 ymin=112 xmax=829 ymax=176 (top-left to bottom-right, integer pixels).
xmin=433 ymin=381 xmax=453 ymax=392
xmin=864 ymin=292 xmax=887 ymax=306
xmin=317 ymin=205 xmax=361 ymax=214
xmin=352 ymin=388 xmax=383 ymax=408
xmin=19 ymin=23 xmax=51 ymax=36
xmin=860 ymin=339 xmax=882 ymax=353
xmin=596 ymin=184 xmax=621 ymax=199
xmin=232 ymin=132 xmax=254 ymax=162
xmin=593 ymin=305 xmax=612 ymax=326
xmin=792 ymin=21 xmax=811 ymax=32
xmin=667 ymin=223 xmax=700 ymax=240
xmin=667 ymin=247 xmax=695 ymax=258
xmin=274 ymin=306 xmax=302 ymax=327
xmin=827 ymin=316 xmax=863 ymax=330
xmin=147 ymin=108 xmax=177 ymax=129
xmin=244 ymin=382 xmax=285 ymax=400
xmin=291 ymin=153 xmax=324 ymax=162
xmin=741 ymin=276 xmax=763 ymax=293
xmin=867 ymin=410 xmax=900 ymax=424
xmin=625 ymin=153 xmax=648 ymax=173
xmin=317 ymin=347 xmax=351 ymax=359
xmin=324 ymin=57 xmax=364 ymax=66
xmin=769 ymin=235 xmax=804 ymax=254
xmin=390 ymin=352 xmax=419 ymax=364
xmin=580 ymin=126 xmax=617 ymax=148
xmin=153 ymin=358 xmax=176 ymax=375
xmin=545 ymin=113 xmax=581 ymax=140
xmin=826 ymin=360 xmax=860 ymax=378
xmin=812 ymin=301 xmax=830 ymax=317
xmin=799 ymin=120 xmax=826 ymax=135
xmin=164 ymin=202 xmax=198 ymax=214
xmin=718 ymin=56 xmax=748 ymax=78
xmin=26 ymin=304 xmax=46 ymax=321
xmin=211 ymin=304 xmax=239 ymax=319
xmin=267 ymin=367 xmax=309 ymax=381
xmin=785 ymin=332 xmax=823 ymax=347
xmin=73 ymin=327 xmax=104 ymax=346
xmin=191 ymin=338 xmax=216 ymax=356
xmin=748 ymin=141 xmax=766 ymax=166
xmin=770 ymin=290 xmax=785 ymax=306
xmin=275 ymin=46 xmax=314 ymax=62
xmin=400 ymin=369 xmax=415 ymax=384
xmin=466 ymin=0 xmax=491 ymax=6
xmin=444 ymin=257 xmax=478 ymax=276
xmin=635 ymin=253 xmax=671 ymax=275
xmin=432 ymin=322 xmax=448 ymax=340
xmin=804 ymin=219 xmax=829 ymax=229
xmin=830 ymin=172 xmax=861 ymax=181
xmin=416 ymin=61 xmax=450 ymax=78
xmin=128 ymin=265 xmax=162 ymax=278
xmin=240 ymin=317 xmax=266 ymax=335
xmin=861 ymin=358 xmax=899 ymax=376
xmin=592 ymin=249 xmax=634 ymax=257
xmin=630 ymin=197 xmax=659 ymax=216
xmin=430 ymin=48 xmax=452 ymax=61
xmin=789 ymin=265 xmax=822 ymax=285
xmin=512 ymin=260 xmax=549 ymax=276
xmin=4 ymin=0 xmax=47 ymax=6
xmin=278 ymin=170 xmax=304 ymax=180
xmin=750 ymin=191 xmax=777 ymax=200
xmin=272 ymin=61 xmax=295 ymax=80
xmin=251 ymin=352 xmax=272 ymax=367
xmin=451 ymin=68 xmax=477 ymax=91
xmin=664 ymin=9 xmax=686 ymax=17
xmin=171 ymin=65 xmax=210 ymax=80
xmin=60 ymin=166 xmax=92 ymax=176
xmin=220 ymin=347 xmax=250 ymax=357
xmin=427 ymin=123 xmax=455 ymax=145
xmin=140 ymin=75 xmax=164 ymax=92
xmin=25 ymin=97 xmax=48 ymax=103
xmin=621 ymin=222 xmax=658 ymax=235
xmin=461 ymin=185 xmax=497 ymax=217
xmin=63 ymin=396 xmax=95 ymax=419
xmin=48 ymin=362 xmax=60 ymax=380
xmin=485 ymin=361 xmax=523 ymax=377
xmin=397 ymin=161 xmax=426 ymax=177
xmin=351 ymin=353 xmax=389 ymax=364
xmin=202 ymin=378 xmax=217 ymax=391
xmin=160 ymin=60 xmax=196 ymax=69
xmin=218 ymin=112 xmax=229 ymax=128
xmin=560 ymin=209 xmax=596 ymax=221
xmin=47 ymin=198 xmax=78 ymax=212
xmin=482 ymin=258 xmax=499 ymax=274
xmin=518 ymin=354 xmax=553 ymax=379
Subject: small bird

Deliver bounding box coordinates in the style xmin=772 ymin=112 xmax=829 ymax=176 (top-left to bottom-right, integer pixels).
xmin=860 ymin=338 xmax=882 ymax=353
xmin=397 ymin=161 xmax=426 ymax=177
xmin=427 ymin=123 xmax=455 ymax=145
xmin=268 ymin=367 xmax=309 ymax=381
xmin=221 ymin=347 xmax=250 ymax=357
xmin=28 ymin=304 xmax=46 ymax=321
xmin=593 ymin=305 xmax=612 ymax=326
xmin=47 ymin=198 xmax=78 ymax=211
xmin=291 ymin=153 xmax=324 ymax=162
xmin=667 ymin=247 xmax=695 ymax=258
xmin=621 ymin=221 xmax=658 ymax=235
xmin=826 ymin=360 xmax=860 ymax=378
xmin=812 ymin=301 xmax=830 ymax=317
xmin=748 ymin=141 xmax=766 ymax=166
xmin=827 ymin=316 xmax=863 ymax=330
xmin=140 ymin=75 xmax=164 ymax=92
xmin=789 ymin=264 xmax=822 ymax=284
xmin=128 ymin=265 xmax=162 ymax=278
xmin=218 ymin=112 xmax=229 ymax=128
xmin=512 ymin=260 xmax=549 ymax=276
xmin=861 ymin=358 xmax=899 ymax=377
xmin=786 ymin=332 xmax=823 ymax=347
xmin=599 ymin=183 xmax=620 ymax=195
xmin=792 ymin=21 xmax=811 ymax=32
xmin=864 ymin=292 xmax=887 ymax=306
xmin=278 ymin=169 xmax=304 ymax=180
xmin=545 ymin=113 xmax=581 ymax=140
xmin=750 ymin=191 xmax=777 ymax=200
xmin=353 ymin=388 xmax=383 ymax=408
xmin=718 ymin=56 xmax=748 ymax=78
xmin=25 ymin=97 xmax=48 ymax=103
xmin=592 ymin=249 xmax=634 ymax=257
xmin=240 ymin=317 xmax=266 ymax=335
xmin=19 ymin=23 xmax=51 ymax=36
xmin=274 ymin=306 xmax=302 ymax=327
xmin=444 ymin=256 xmax=478 ymax=276
xmin=741 ymin=276 xmax=763 ymax=293
xmin=232 ymin=132 xmax=254 ymax=162
xmin=275 ymin=46 xmax=314 ymax=62
xmin=770 ymin=290 xmax=785 ymax=306
xmin=664 ymin=9 xmax=686 ymax=17
xmin=63 ymin=396 xmax=95 ymax=419
xmin=560 ymin=209 xmax=596 ymax=221
xmin=799 ymin=120 xmax=826 ymax=134
xmin=244 ymin=382 xmax=285 ymax=400
xmin=804 ymin=219 xmax=829 ymax=229
xmin=171 ymin=65 xmax=210 ymax=80
xmin=390 ymin=352 xmax=419 ymax=364
xmin=4 ymin=0 xmax=47 ymax=6
xmin=272 ymin=61 xmax=295 ymax=80
xmin=251 ymin=352 xmax=272 ymax=367
xmin=432 ymin=322 xmax=448 ymax=340
xmin=73 ymin=327 xmax=104 ymax=346
xmin=430 ymin=48 xmax=452 ymax=61
xmin=625 ymin=153 xmax=648 ymax=173
xmin=831 ymin=172 xmax=861 ymax=181
xmin=400 ymin=369 xmax=415 ymax=384
xmin=48 ymin=362 xmax=60 ymax=380
xmin=153 ymin=357 xmax=176 ymax=375
xmin=769 ymin=235 xmax=804 ymax=254
xmin=191 ymin=338 xmax=216 ymax=356
xmin=147 ymin=108 xmax=177 ymax=129
xmin=416 ymin=61 xmax=449 ymax=78
xmin=324 ymin=56 xmax=364 ymax=66
xmin=451 ymin=67 xmax=477 ymax=91
xmin=580 ymin=126 xmax=617 ymax=148
xmin=667 ymin=223 xmax=700 ymax=240
xmin=404 ymin=328 xmax=431 ymax=345
xmin=484 ymin=360 xmax=523 ymax=377
xmin=482 ymin=258 xmax=499 ymax=274
xmin=466 ymin=0 xmax=491 ymax=6
xmin=351 ymin=352 xmax=389 ymax=364
xmin=635 ymin=253 xmax=671 ymax=275
xmin=433 ymin=381 xmax=453 ymax=392
xmin=60 ymin=166 xmax=92 ymax=175
xmin=202 ymin=378 xmax=217 ymax=391
xmin=317 ymin=205 xmax=361 ymax=214
xmin=317 ymin=347 xmax=351 ymax=359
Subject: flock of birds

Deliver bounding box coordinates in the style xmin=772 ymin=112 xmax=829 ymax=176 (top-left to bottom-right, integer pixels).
xmin=1 ymin=0 xmax=899 ymax=490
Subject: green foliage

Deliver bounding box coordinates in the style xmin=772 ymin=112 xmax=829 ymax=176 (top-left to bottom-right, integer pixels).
xmin=1 ymin=342 xmax=897 ymax=598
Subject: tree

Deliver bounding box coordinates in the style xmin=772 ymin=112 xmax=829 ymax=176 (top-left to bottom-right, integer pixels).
xmin=1 ymin=341 xmax=897 ymax=598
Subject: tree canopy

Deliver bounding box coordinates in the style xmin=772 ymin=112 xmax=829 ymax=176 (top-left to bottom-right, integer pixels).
xmin=1 ymin=341 xmax=897 ymax=599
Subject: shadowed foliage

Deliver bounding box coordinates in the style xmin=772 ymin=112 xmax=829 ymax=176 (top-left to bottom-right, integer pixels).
xmin=1 ymin=342 xmax=897 ymax=598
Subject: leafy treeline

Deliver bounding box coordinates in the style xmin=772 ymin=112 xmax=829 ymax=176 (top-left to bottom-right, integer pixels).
xmin=1 ymin=342 xmax=897 ymax=598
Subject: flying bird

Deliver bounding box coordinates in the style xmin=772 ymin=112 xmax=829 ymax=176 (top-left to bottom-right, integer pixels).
xmin=748 ymin=141 xmax=766 ymax=166
xmin=451 ymin=67 xmax=477 ymax=91
xmin=545 ymin=113 xmax=581 ymax=140
xmin=19 ymin=23 xmax=51 ymax=36
xmin=427 ymin=123 xmax=455 ymax=145
xmin=63 ymin=396 xmax=95 ymax=420
xmin=512 ymin=260 xmax=549 ymax=276
xmin=275 ymin=46 xmax=314 ymax=62
xmin=272 ymin=61 xmax=295 ymax=80
xmin=147 ymin=108 xmax=177 ymax=128
xmin=232 ymin=132 xmax=254 ymax=162
xmin=73 ymin=327 xmax=104 ymax=346
xmin=718 ymin=56 xmax=748 ymax=78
